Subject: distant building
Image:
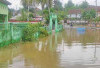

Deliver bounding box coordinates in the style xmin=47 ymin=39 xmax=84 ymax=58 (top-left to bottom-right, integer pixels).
xmin=68 ymin=5 xmax=100 ymax=19
xmin=68 ymin=9 xmax=82 ymax=19
xmin=87 ymin=5 xmax=100 ymax=17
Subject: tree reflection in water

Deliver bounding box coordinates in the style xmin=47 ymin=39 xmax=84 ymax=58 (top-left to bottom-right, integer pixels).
xmin=0 ymin=28 xmax=100 ymax=68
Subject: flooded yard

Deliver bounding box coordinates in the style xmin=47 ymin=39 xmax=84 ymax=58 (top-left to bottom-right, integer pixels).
xmin=0 ymin=28 xmax=100 ymax=68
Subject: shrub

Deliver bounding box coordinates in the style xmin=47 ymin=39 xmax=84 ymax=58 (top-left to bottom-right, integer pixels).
xmin=22 ymin=23 xmax=48 ymax=41
xmin=22 ymin=23 xmax=39 ymax=41
xmin=39 ymin=28 xmax=48 ymax=37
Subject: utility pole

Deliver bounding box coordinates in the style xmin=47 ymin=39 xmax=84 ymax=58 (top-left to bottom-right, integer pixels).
xmin=95 ymin=0 xmax=97 ymax=19
xmin=96 ymin=0 xmax=97 ymax=7
xmin=94 ymin=0 xmax=97 ymax=62
xmin=48 ymin=0 xmax=50 ymax=15
xmin=27 ymin=0 xmax=29 ymax=21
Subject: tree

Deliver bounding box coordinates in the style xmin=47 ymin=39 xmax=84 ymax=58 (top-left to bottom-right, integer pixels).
xmin=21 ymin=0 xmax=40 ymax=20
xmin=80 ymin=1 xmax=89 ymax=9
xmin=43 ymin=8 xmax=55 ymax=24
xmin=54 ymin=0 xmax=63 ymax=11
xmin=82 ymin=9 xmax=96 ymax=21
xmin=64 ymin=0 xmax=74 ymax=11
xmin=47 ymin=0 xmax=53 ymax=9
xmin=21 ymin=0 xmax=53 ymax=13
xmin=8 ymin=9 xmax=14 ymax=20
xmin=75 ymin=4 xmax=80 ymax=9
xmin=39 ymin=0 xmax=47 ymax=10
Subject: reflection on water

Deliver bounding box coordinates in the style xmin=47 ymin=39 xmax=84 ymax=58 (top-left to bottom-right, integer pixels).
xmin=0 ymin=28 xmax=100 ymax=68
xmin=77 ymin=27 xmax=86 ymax=35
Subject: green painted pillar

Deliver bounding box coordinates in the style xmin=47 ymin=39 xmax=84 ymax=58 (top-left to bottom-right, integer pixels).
xmin=55 ymin=18 xmax=58 ymax=32
xmin=5 ymin=15 xmax=8 ymax=29
xmin=10 ymin=23 xmax=13 ymax=43
xmin=49 ymin=15 xmax=53 ymax=32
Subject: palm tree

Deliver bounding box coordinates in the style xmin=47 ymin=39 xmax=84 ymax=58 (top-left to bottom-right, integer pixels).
xmin=21 ymin=0 xmax=54 ymax=19
xmin=47 ymin=0 xmax=53 ymax=14
xmin=21 ymin=0 xmax=40 ymax=21
xmin=21 ymin=0 xmax=53 ymax=11
xmin=40 ymin=0 xmax=46 ymax=10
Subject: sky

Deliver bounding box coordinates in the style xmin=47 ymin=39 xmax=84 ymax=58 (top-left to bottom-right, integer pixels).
xmin=7 ymin=0 xmax=100 ymax=10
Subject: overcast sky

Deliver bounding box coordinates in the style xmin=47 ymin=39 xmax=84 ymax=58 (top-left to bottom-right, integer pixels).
xmin=7 ymin=0 xmax=100 ymax=10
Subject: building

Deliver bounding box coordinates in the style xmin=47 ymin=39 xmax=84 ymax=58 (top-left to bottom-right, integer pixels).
xmin=87 ymin=5 xmax=100 ymax=17
xmin=0 ymin=0 xmax=11 ymax=23
xmin=68 ymin=9 xmax=82 ymax=19
xmin=68 ymin=5 xmax=100 ymax=19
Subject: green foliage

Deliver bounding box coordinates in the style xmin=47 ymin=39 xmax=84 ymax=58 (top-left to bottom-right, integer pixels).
xmin=43 ymin=8 xmax=67 ymax=24
xmin=64 ymin=0 xmax=74 ymax=11
xmin=54 ymin=0 xmax=63 ymax=11
xmin=0 ymin=14 xmax=5 ymax=23
xmin=17 ymin=9 xmax=35 ymax=21
xmin=39 ymin=28 xmax=48 ymax=37
xmin=64 ymin=1 xmax=89 ymax=12
xmin=22 ymin=23 xmax=48 ymax=41
xmin=29 ymin=12 xmax=35 ymax=18
xmin=80 ymin=1 xmax=89 ymax=9
xmin=43 ymin=9 xmax=49 ymax=24
xmin=17 ymin=9 xmax=27 ymax=21
xmin=82 ymin=9 xmax=96 ymax=20
xmin=43 ymin=8 xmax=55 ymax=24
xmin=22 ymin=23 xmax=39 ymax=41
xmin=57 ymin=11 xmax=67 ymax=20
xmin=8 ymin=9 xmax=13 ymax=20
xmin=93 ymin=17 xmax=100 ymax=22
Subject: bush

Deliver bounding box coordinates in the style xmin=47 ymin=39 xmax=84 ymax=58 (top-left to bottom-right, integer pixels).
xmin=22 ymin=23 xmax=48 ymax=41
xmin=22 ymin=23 xmax=39 ymax=41
xmin=93 ymin=17 xmax=100 ymax=22
xmin=39 ymin=28 xmax=48 ymax=37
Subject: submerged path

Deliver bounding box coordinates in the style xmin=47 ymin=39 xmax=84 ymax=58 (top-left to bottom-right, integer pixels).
xmin=0 ymin=28 xmax=100 ymax=68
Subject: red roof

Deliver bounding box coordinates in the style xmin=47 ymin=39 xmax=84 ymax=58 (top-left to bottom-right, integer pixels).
xmin=68 ymin=5 xmax=100 ymax=14
xmin=68 ymin=9 xmax=82 ymax=14
xmin=86 ymin=5 xmax=100 ymax=12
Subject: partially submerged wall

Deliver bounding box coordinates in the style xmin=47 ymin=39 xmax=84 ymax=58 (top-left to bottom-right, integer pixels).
xmin=0 ymin=23 xmax=27 ymax=47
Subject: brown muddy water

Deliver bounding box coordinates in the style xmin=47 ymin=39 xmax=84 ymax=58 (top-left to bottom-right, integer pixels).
xmin=0 ymin=28 xmax=100 ymax=68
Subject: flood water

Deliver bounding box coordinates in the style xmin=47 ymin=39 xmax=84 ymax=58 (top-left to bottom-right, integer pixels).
xmin=0 ymin=28 xmax=100 ymax=68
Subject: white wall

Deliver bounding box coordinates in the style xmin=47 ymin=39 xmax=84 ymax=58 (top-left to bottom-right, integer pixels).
xmin=68 ymin=14 xmax=81 ymax=18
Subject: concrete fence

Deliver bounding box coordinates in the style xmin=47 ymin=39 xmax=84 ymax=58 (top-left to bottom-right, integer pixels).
xmin=0 ymin=23 xmax=63 ymax=47
xmin=0 ymin=23 xmax=27 ymax=47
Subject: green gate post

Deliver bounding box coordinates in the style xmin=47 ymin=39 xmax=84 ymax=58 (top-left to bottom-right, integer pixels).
xmin=0 ymin=1 xmax=11 ymax=47
xmin=10 ymin=23 xmax=13 ymax=43
xmin=49 ymin=14 xmax=53 ymax=33
xmin=5 ymin=15 xmax=8 ymax=29
xmin=49 ymin=13 xmax=59 ymax=33
xmin=55 ymin=18 xmax=58 ymax=32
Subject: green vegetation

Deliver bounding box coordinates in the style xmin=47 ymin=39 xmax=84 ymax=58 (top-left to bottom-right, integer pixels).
xmin=64 ymin=0 xmax=89 ymax=11
xmin=8 ymin=9 xmax=13 ymax=20
xmin=20 ymin=0 xmax=65 ymax=23
xmin=64 ymin=0 xmax=74 ymax=11
xmin=93 ymin=17 xmax=100 ymax=22
xmin=17 ymin=9 xmax=27 ymax=21
xmin=22 ymin=23 xmax=48 ymax=41
xmin=80 ymin=1 xmax=88 ymax=9
xmin=0 ymin=15 xmax=5 ymax=23
xmin=54 ymin=0 xmax=63 ymax=11
xmin=39 ymin=27 xmax=48 ymax=37
xmin=17 ymin=9 xmax=35 ymax=21
xmin=82 ymin=9 xmax=96 ymax=21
